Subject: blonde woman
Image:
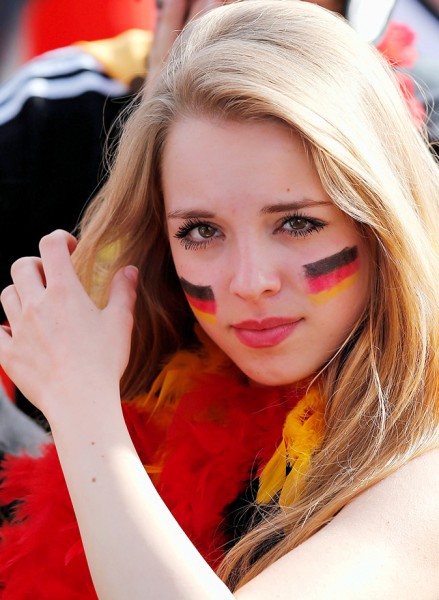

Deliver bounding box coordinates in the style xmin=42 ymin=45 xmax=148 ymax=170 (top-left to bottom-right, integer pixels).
xmin=1 ymin=1 xmax=438 ymax=598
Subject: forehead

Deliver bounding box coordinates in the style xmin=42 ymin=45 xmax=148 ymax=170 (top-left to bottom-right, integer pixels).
xmin=161 ymin=117 xmax=328 ymax=211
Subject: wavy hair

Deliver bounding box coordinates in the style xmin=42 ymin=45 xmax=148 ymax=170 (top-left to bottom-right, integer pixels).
xmin=73 ymin=0 xmax=439 ymax=589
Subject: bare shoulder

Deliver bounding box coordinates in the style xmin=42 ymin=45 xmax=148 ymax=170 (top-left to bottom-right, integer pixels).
xmin=327 ymin=448 xmax=439 ymax=591
xmin=235 ymin=449 xmax=439 ymax=600
xmin=342 ymin=447 xmax=439 ymax=524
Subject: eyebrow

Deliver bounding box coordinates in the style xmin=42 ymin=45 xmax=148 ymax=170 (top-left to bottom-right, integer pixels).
xmin=167 ymin=200 xmax=331 ymax=219
xmin=167 ymin=209 xmax=216 ymax=219
xmin=260 ymin=200 xmax=332 ymax=214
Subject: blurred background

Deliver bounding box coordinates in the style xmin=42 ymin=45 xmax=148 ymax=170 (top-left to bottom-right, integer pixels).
xmin=0 ymin=0 xmax=437 ymax=84
xmin=392 ymin=0 xmax=439 ymax=56
xmin=0 ymin=0 xmax=156 ymax=83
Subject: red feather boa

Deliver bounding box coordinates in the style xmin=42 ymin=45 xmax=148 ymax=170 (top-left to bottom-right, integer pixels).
xmin=0 ymin=354 xmax=305 ymax=598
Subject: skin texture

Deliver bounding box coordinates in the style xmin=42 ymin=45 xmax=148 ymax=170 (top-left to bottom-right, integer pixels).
xmin=164 ymin=118 xmax=370 ymax=386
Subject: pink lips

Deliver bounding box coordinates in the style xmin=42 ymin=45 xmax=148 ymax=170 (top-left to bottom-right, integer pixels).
xmin=232 ymin=317 xmax=302 ymax=348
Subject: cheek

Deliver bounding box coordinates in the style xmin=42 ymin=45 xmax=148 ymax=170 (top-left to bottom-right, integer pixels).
xmin=302 ymin=246 xmax=361 ymax=305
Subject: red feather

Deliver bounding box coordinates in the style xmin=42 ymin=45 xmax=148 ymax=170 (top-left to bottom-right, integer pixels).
xmin=0 ymin=370 xmax=303 ymax=596
xmin=0 ymin=445 xmax=97 ymax=599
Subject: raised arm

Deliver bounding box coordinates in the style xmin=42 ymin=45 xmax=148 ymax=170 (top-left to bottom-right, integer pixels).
xmin=0 ymin=230 xmax=232 ymax=599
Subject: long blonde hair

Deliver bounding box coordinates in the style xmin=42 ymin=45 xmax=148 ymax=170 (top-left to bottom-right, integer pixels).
xmin=74 ymin=0 xmax=439 ymax=588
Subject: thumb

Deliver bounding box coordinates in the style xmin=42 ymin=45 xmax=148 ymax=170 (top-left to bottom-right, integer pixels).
xmin=106 ymin=266 xmax=138 ymax=319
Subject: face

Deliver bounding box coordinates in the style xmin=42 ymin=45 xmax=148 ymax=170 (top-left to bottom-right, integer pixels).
xmin=163 ymin=118 xmax=370 ymax=386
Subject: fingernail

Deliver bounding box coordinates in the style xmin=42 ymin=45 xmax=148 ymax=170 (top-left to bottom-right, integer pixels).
xmin=124 ymin=266 xmax=139 ymax=283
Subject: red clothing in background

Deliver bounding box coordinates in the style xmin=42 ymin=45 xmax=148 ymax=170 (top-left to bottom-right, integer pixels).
xmin=22 ymin=0 xmax=154 ymax=59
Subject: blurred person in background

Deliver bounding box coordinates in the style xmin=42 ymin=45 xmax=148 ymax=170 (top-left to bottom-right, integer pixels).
xmin=0 ymin=27 xmax=152 ymax=420
xmin=16 ymin=0 xmax=155 ymax=60
xmin=0 ymin=0 xmax=29 ymax=82
xmin=0 ymin=0 xmax=156 ymax=329
xmin=391 ymin=0 xmax=439 ymax=147
xmin=0 ymin=0 xmax=153 ymax=419
xmin=392 ymin=0 xmax=439 ymax=56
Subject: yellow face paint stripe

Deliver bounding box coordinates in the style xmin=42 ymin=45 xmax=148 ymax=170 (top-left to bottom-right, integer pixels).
xmin=191 ymin=306 xmax=217 ymax=324
xmin=309 ymin=272 xmax=359 ymax=305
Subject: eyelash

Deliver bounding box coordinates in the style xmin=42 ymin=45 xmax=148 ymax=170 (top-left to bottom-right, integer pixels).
xmin=173 ymin=213 xmax=327 ymax=250
xmin=174 ymin=218 xmax=217 ymax=250
xmin=278 ymin=212 xmax=327 ymax=238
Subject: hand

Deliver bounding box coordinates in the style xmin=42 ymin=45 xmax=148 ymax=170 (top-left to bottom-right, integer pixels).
xmin=145 ymin=0 xmax=226 ymax=93
xmin=0 ymin=230 xmax=138 ymax=422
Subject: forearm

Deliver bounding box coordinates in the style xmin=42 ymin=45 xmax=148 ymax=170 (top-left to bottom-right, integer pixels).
xmin=50 ymin=387 xmax=233 ymax=600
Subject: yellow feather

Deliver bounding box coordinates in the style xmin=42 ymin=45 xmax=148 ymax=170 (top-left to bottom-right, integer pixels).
xmin=257 ymin=387 xmax=325 ymax=506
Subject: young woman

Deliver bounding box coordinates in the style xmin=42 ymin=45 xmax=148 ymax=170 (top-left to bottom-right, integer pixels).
xmin=1 ymin=1 xmax=438 ymax=598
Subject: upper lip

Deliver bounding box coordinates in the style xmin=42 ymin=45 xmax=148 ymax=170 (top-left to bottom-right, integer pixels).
xmin=232 ymin=317 xmax=301 ymax=330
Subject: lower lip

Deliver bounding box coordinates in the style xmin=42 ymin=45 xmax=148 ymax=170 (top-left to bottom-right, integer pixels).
xmin=232 ymin=322 xmax=301 ymax=348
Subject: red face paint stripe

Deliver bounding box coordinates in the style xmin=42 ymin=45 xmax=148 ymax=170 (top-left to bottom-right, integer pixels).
xmin=184 ymin=294 xmax=216 ymax=314
xmin=310 ymin=272 xmax=359 ymax=305
xmin=307 ymin=258 xmax=360 ymax=294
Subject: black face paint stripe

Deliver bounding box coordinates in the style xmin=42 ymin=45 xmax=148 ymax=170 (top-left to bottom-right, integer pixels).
xmin=179 ymin=277 xmax=215 ymax=301
xmin=303 ymin=246 xmax=358 ymax=279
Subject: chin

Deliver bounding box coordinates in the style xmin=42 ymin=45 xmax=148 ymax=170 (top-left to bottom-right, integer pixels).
xmin=238 ymin=361 xmax=313 ymax=388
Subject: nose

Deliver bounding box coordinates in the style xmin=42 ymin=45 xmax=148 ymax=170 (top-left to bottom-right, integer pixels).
xmin=229 ymin=241 xmax=281 ymax=301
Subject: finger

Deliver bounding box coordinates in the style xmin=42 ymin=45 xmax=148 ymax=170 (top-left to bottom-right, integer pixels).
xmin=188 ymin=0 xmax=222 ymax=20
xmin=10 ymin=256 xmax=45 ymax=299
xmin=0 ymin=285 xmax=22 ymax=328
xmin=1 ymin=324 xmax=12 ymax=335
xmin=0 ymin=324 xmax=14 ymax=387
xmin=157 ymin=0 xmax=187 ymax=27
xmin=38 ymin=230 xmax=79 ymax=287
xmin=105 ymin=266 xmax=138 ymax=322
xmin=0 ymin=324 xmax=12 ymax=351
xmin=146 ymin=0 xmax=189 ymax=90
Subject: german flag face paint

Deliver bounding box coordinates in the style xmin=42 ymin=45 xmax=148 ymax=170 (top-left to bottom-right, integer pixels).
xmin=304 ymin=246 xmax=360 ymax=304
xmin=180 ymin=278 xmax=217 ymax=324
